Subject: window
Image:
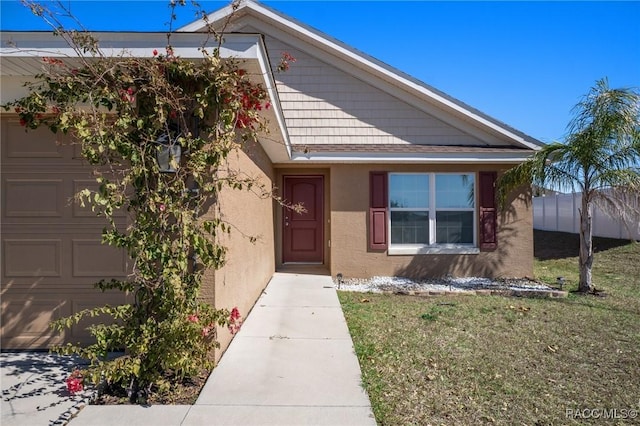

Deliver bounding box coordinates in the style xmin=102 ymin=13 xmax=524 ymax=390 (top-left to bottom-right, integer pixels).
xmin=369 ymin=171 xmax=496 ymax=253
xmin=389 ymin=174 xmax=430 ymax=244
xmin=388 ymin=173 xmax=475 ymax=250
xmin=435 ymin=174 xmax=474 ymax=244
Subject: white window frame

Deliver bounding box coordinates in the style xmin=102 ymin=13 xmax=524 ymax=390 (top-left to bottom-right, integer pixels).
xmin=388 ymin=172 xmax=479 ymax=255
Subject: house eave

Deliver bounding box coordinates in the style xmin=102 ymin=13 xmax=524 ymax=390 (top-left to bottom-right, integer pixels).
xmin=288 ymin=151 xmax=534 ymax=164
xmin=253 ymin=35 xmax=291 ymax=161
xmin=0 ymin=31 xmax=292 ymax=163
xmin=0 ymin=31 xmax=264 ymax=64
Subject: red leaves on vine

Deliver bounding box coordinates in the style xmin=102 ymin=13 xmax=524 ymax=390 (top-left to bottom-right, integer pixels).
xmin=42 ymin=56 xmax=64 ymax=66
xmin=120 ymin=87 xmax=136 ymax=103
xmin=277 ymin=51 xmax=296 ymax=72
xmin=233 ymin=84 xmax=269 ymax=129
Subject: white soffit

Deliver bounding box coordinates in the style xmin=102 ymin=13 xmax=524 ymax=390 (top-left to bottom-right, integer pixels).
xmin=1 ymin=32 xmax=263 ymax=71
xmin=0 ymin=31 xmax=291 ymax=162
xmin=289 ymin=151 xmax=534 ymax=164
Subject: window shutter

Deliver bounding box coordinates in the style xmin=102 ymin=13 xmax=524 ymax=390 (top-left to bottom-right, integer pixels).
xmin=479 ymin=171 xmax=497 ymax=251
xmin=369 ymin=171 xmax=388 ymax=250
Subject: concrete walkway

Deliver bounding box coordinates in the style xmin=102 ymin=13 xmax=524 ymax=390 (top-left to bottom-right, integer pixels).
xmin=70 ymin=272 xmax=376 ymax=425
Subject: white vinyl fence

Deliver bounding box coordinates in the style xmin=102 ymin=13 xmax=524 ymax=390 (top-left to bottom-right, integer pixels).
xmin=533 ymin=192 xmax=640 ymax=241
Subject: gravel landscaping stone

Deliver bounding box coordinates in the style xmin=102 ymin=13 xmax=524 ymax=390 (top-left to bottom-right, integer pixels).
xmin=334 ymin=275 xmax=563 ymax=297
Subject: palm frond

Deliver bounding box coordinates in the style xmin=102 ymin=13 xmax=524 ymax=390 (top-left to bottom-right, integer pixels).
xmin=591 ymin=187 xmax=640 ymax=239
xmin=499 ymin=78 xmax=640 ymax=208
xmin=592 ymin=168 xmax=640 ymax=192
xmin=498 ymin=78 xmax=640 ymax=291
xmin=569 ymin=78 xmax=640 ymax=141
xmin=497 ymin=142 xmax=582 ymax=208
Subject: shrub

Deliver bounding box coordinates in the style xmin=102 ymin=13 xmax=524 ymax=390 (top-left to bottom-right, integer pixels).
xmin=5 ymin=0 xmax=279 ymax=402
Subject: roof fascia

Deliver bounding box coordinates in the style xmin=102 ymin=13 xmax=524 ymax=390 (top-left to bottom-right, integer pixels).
xmin=1 ymin=31 xmax=262 ymax=60
xmin=180 ymin=0 xmax=543 ymax=151
xmin=179 ymin=2 xmax=241 ymax=32
xmin=0 ymin=30 xmax=292 ymax=162
xmin=253 ymin=34 xmax=292 ymax=161
xmin=288 ymin=151 xmax=535 ymax=164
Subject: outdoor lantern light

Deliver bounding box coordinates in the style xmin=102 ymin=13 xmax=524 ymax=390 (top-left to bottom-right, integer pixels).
xmin=155 ymin=132 xmax=181 ymax=173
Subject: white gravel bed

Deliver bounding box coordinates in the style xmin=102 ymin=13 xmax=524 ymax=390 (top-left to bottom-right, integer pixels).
xmin=335 ymin=275 xmax=552 ymax=293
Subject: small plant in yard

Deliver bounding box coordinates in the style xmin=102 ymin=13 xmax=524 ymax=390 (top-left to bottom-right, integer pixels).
xmin=4 ymin=0 xmax=285 ymax=403
xmin=419 ymin=312 xmax=438 ymax=322
xmin=420 ymin=303 xmax=456 ymax=322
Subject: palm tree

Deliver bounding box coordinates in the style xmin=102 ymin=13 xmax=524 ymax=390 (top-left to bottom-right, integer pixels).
xmin=499 ymin=78 xmax=640 ymax=293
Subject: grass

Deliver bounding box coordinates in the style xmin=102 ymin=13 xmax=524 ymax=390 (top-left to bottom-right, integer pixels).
xmin=339 ymin=231 xmax=640 ymax=425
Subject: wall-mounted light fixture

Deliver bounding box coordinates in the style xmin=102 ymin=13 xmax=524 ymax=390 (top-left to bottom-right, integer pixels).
xmin=155 ymin=132 xmax=181 ymax=173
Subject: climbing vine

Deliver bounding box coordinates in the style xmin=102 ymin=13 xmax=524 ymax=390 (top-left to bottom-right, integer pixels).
xmin=5 ymin=0 xmax=292 ymax=402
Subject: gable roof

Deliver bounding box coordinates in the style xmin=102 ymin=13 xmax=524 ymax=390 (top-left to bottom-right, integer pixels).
xmin=180 ymin=0 xmax=543 ymax=153
xmin=1 ymin=1 xmax=543 ymax=166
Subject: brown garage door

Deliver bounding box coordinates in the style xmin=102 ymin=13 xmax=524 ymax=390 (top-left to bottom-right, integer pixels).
xmin=1 ymin=117 xmax=127 ymax=349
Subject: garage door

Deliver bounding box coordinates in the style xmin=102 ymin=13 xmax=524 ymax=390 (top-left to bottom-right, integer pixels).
xmin=1 ymin=117 xmax=128 ymax=349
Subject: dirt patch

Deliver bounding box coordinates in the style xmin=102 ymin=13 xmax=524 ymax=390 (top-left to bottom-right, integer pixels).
xmin=91 ymin=369 xmax=209 ymax=405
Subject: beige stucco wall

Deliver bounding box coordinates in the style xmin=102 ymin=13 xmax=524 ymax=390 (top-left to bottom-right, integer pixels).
xmin=200 ymin=140 xmax=276 ymax=360
xmin=329 ymin=163 xmax=533 ymax=279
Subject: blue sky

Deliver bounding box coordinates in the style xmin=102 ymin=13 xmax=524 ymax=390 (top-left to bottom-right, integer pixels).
xmin=1 ymin=1 xmax=639 ymax=144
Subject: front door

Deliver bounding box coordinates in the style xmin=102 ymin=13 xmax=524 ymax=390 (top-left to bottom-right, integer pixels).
xmin=283 ymin=176 xmax=324 ymax=263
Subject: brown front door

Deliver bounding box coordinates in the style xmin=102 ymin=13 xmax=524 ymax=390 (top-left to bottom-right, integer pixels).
xmin=283 ymin=176 xmax=324 ymax=263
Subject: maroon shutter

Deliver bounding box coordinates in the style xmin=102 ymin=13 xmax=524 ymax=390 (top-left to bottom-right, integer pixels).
xmin=479 ymin=171 xmax=498 ymax=251
xmin=369 ymin=171 xmax=388 ymax=250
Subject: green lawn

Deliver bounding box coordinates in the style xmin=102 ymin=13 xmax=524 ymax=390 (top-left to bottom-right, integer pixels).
xmin=339 ymin=231 xmax=640 ymax=425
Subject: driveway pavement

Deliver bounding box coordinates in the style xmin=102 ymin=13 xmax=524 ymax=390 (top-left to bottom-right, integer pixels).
xmin=1 ymin=351 xmax=93 ymax=425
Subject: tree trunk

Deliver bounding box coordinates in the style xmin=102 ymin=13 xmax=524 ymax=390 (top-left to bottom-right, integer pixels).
xmin=128 ymin=376 xmax=140 ymax=404
xmin=578 ymin=195 xmax=594 ymax=292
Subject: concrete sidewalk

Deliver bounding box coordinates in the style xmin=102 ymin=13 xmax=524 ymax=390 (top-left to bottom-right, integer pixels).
xmin=71 ymin=272 xmax=376 ymax=425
